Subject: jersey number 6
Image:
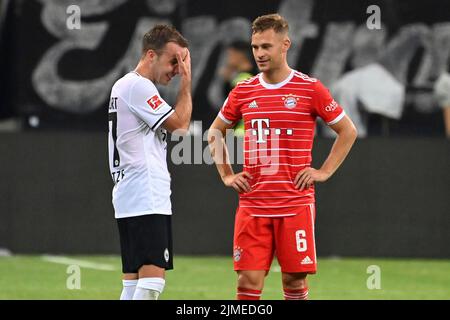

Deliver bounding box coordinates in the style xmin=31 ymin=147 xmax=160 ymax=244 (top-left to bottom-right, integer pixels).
xmin=296 ymin=230 xmax=307 ymax=252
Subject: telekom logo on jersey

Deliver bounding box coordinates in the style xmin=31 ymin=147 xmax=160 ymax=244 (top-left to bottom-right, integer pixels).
xmin=251 ymin=119 xmax=293 ymax=144
xmin=168 ymin=120 xmax=285 ymax=174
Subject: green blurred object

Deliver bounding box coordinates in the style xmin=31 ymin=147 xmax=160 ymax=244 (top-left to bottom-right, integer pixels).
xmin=231 ymin=72 xmax=254 ymax=88
xmin=231 ymin=72 xmax=253 ymax=137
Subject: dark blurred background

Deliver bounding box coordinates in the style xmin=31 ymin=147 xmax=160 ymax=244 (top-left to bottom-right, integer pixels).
xmin=0 ymin=0 xmax=449 ymax=258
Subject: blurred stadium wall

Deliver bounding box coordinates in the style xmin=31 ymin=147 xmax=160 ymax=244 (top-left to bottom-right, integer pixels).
xmin=0 ymin=0 xmax=449 ymax=257
xmin=0 ymin=135 xmax=449 ymax=258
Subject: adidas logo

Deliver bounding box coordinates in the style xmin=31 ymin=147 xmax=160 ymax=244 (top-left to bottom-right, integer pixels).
xmin=301 ymin=256 xmax=314 ymax=265
xmin=248 ymin=100 xmax=258 ymax=108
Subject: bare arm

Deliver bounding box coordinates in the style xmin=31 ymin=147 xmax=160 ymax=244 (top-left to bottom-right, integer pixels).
xmin=443 ymin=107 xmax=450 ymax=138
xmin=294 ymin=115 xmax=358 ymax=190
xmin=163 ymin=49 xmax=192 ymax=134
xmin=208 ymin=116 xmax=252 ymax=193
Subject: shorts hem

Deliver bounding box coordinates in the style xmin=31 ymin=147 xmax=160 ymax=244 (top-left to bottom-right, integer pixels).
xmin=233 ymin=267 xmax=271 ymax=272
xmin=280 ymin=268 xmax=317 ymax=274
xmin=115 ymin=211 xmax=172 ymax=219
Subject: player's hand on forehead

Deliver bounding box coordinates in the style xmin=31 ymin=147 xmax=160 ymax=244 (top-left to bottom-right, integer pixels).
xmin=177 ymin=47 xmax=189 ymax=61
xmin=176 ymin=48 xmax=190 ymax=65
xmin=176 ymin=47 xmax=191 ymax=78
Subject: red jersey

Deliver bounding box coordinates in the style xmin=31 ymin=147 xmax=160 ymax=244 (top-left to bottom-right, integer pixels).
xmin=219 ymin=69 xmax=345 ymax=217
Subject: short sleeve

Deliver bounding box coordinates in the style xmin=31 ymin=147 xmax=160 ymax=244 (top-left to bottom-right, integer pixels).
xmin=218 ymin=88 xmax=241 ymax=124
xmin=128 ymin=78 xmax=175 ymax=130
xmin=312 ymin=80 xmax=346 ymax=126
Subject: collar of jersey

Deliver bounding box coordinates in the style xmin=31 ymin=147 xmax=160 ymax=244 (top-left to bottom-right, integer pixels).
xmin=258 ymin=69 xmax=294 ymax=89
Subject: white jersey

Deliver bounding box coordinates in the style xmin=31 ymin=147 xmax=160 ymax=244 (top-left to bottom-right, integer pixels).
xmin=108 ymin=72 xmax=175 ymax=219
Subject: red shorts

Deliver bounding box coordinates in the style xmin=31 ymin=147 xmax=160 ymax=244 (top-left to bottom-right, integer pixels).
xmin=233 ymin=204 xmax=317 ymax=274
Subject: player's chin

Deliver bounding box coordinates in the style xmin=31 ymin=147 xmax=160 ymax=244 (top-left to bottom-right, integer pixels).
xmin=161 ymin=76 xmax=171 ymax=85
xmin=257 ymin=63 xmax=269 ymax=72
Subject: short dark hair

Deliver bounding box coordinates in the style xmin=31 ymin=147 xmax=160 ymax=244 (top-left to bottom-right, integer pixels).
xmin=142 ymin=24 xmax=188 ymax=55
xmin=252 ymin=14 xmax=289 ymax=34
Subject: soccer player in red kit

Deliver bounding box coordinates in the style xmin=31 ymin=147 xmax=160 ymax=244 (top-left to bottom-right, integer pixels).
xmin=208 ymin=14 xmax=357 ymax=300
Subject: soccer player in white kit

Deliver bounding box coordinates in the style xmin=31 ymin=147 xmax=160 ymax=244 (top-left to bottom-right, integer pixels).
xmin=108 ymin=25 xmax=192 ymax=300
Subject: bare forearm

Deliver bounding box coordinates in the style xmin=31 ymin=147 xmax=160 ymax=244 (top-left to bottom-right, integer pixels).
xmin=208 ymin=132 xmax=234 ymax=181
xmin=443 ymin=107 xmax=450 ymax=138
xmin=320 ymin=129 xmax=357 ymax=177
xmin=209 ymin=133 xmax=253 ymax=192
xmin=174 ymin=80 xmax=192 ymax=130
xmin=216 ymin=160 xmax=235 ymax=182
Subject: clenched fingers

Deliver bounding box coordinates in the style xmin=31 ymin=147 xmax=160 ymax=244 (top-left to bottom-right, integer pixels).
xmin=237 ymin=176 xmax=251 ymax=193
xmin=241 ymin=171 xmax=253 ymax=180
xmin=299 ymin=176 xmax=314 ymax=191
xmin=233 ymin=172 xmax=253 ymax=193
xmin=295 ymin=168 xmax=309 ymax=188
xmin=233 ymin=179 xmax=246 ymax=193
xmin=295 ymin=168 xmax=315 ymax=190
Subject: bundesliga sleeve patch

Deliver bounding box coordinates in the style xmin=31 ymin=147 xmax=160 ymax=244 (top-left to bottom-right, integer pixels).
xmin=147 ymin=95 xmax=163 ymax=111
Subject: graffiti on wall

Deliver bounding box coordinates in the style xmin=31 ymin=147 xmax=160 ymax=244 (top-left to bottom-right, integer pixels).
xmin=6 ymin=0 xmax=450 ymax=133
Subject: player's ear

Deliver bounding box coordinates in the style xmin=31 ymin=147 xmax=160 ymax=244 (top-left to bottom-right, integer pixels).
xmin=282 ymin=36 xmax=291 ymax=52
xmin=146 ymin=49 xmax=157 ymax=63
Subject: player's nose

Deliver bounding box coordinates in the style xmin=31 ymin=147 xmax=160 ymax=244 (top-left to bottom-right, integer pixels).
xmin=254 ymin=48 xmax=264 ymax=58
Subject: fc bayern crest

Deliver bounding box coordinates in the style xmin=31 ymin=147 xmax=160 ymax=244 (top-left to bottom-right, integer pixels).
xmin=233 ymin=247 xmax=243 ymax=262
xmin=283 ymin=95 xmax=298 ymax=109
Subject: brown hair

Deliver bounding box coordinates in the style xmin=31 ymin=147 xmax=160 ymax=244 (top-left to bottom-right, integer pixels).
xmin=252 ymin=14 xmax=289 ymax=34
xmin=142 ymin=24 xmax=188 ymax=55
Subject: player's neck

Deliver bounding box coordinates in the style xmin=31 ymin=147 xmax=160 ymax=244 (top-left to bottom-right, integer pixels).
xmin=261 ymin=65 xmax=292 ymax=84
xmin=134 ymin=61 xmax=156 ymax=83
